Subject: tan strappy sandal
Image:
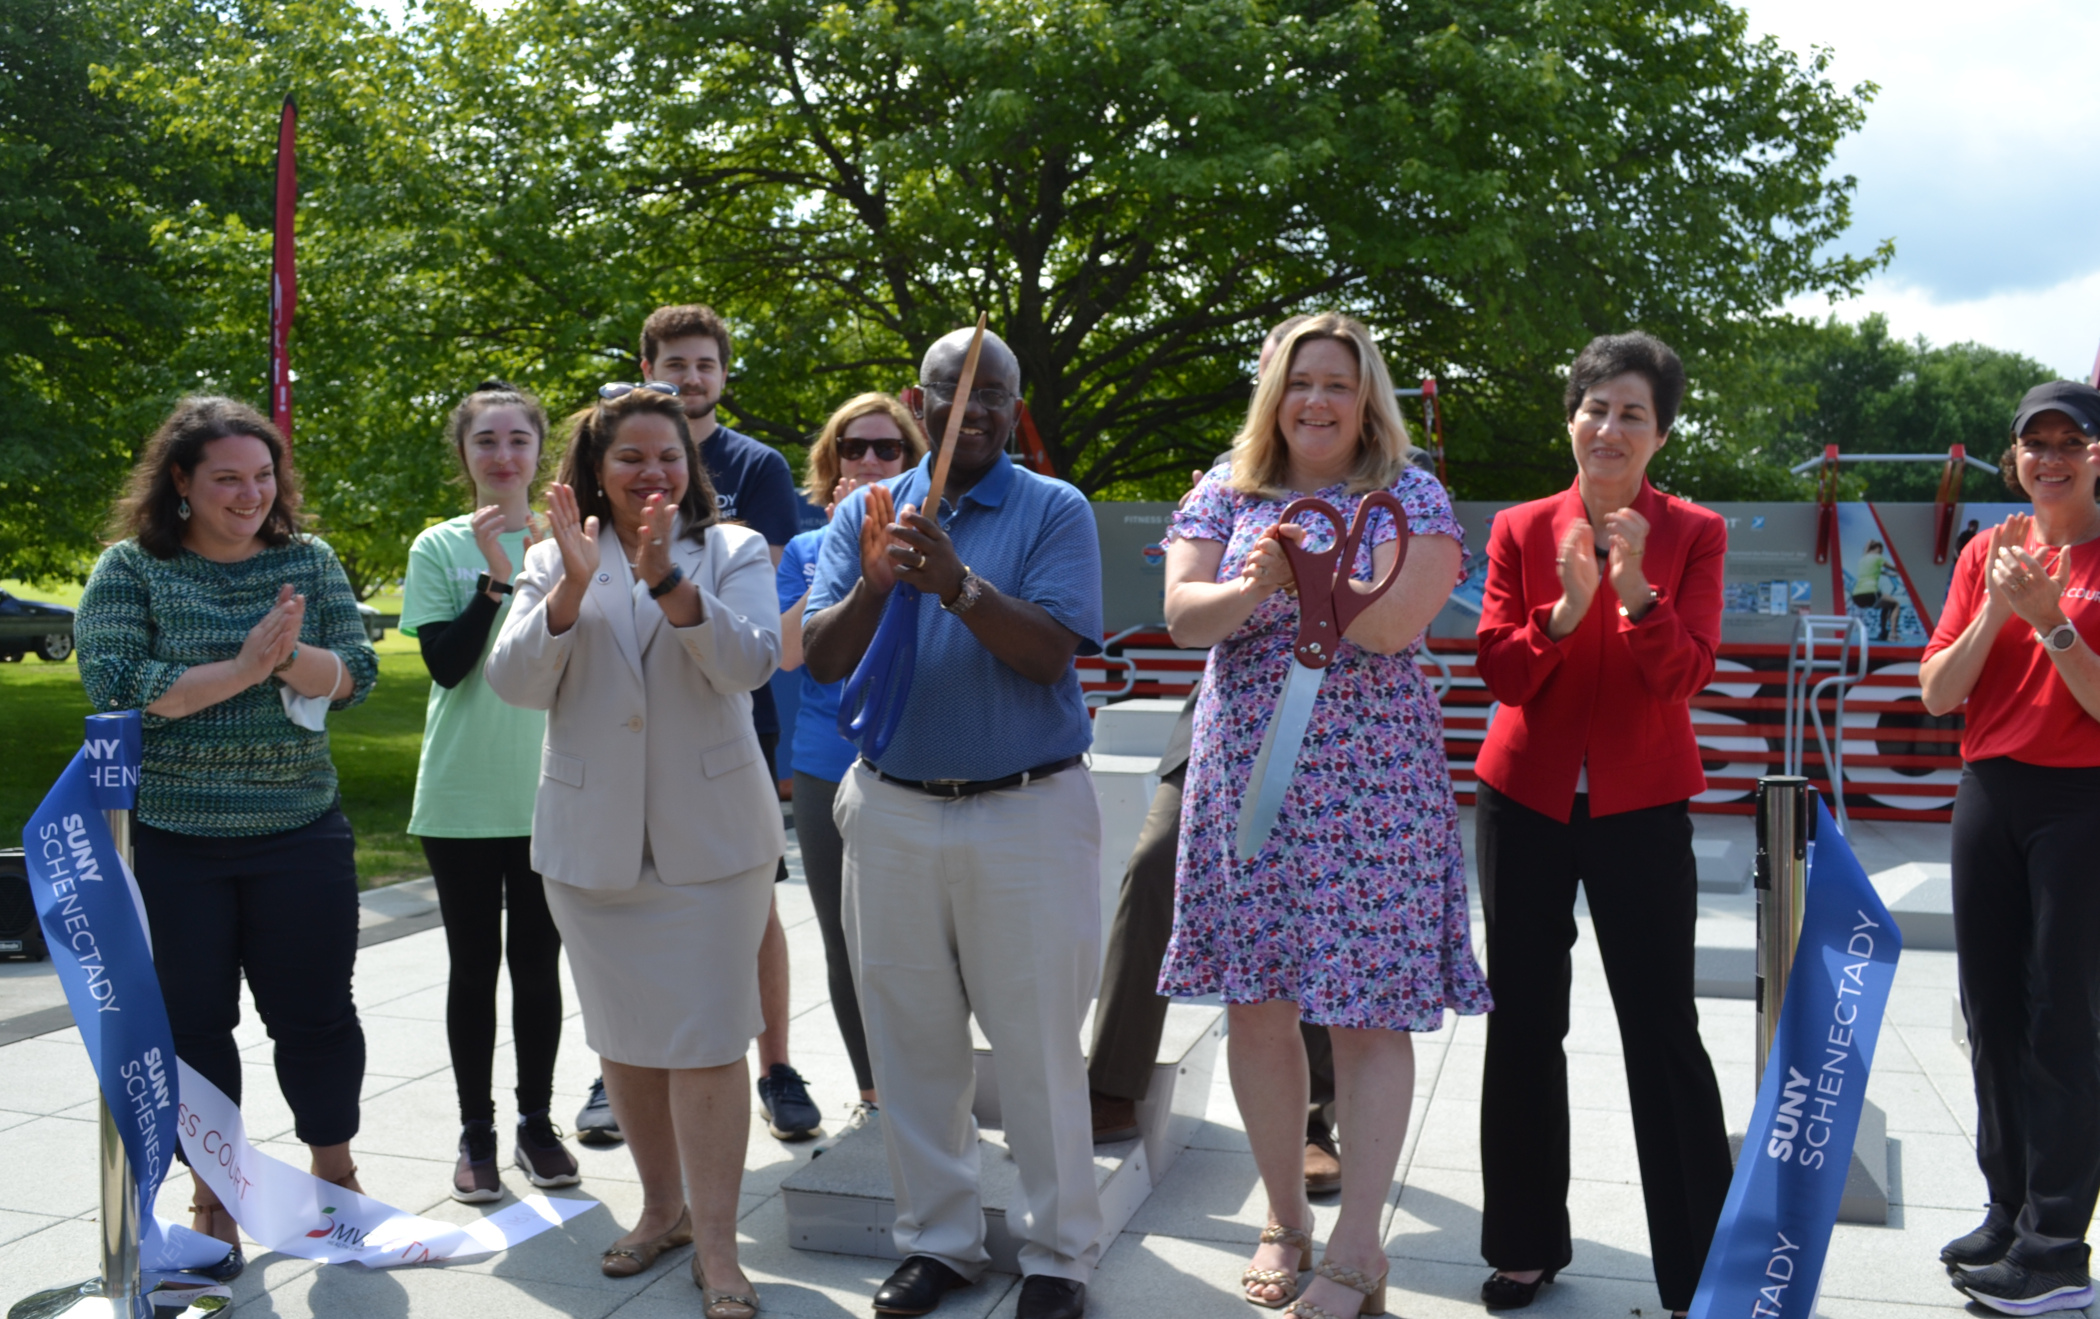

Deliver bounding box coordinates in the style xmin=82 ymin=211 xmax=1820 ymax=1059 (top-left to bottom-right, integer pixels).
xmin=1243 ymin=1221 xmax=1314 ymax=1308
xmin=599 ymin=1205 xmax=693 ymax=1278
xmin=693 ymin=1253 xmax=760 ymax=1318
xmin=1284 ymin=1258 xmax=1389 ymax=1319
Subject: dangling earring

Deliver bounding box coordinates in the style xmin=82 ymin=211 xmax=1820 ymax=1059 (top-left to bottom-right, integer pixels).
xmin=177 ymin=497 xmax=191 ymax=521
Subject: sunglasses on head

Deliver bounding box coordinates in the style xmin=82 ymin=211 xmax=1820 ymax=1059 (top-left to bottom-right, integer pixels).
xmin=838 ymin=438 xmax=905 ymax=462
xmin=598 ymin=381 xmax=680 ymax=401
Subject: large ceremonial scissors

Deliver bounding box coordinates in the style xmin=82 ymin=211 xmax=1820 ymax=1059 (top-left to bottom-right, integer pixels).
xmin=837 ymin=313 xmax=988 ymax=758
xmin=1233 ymin=491 xmax=1409 ymax=860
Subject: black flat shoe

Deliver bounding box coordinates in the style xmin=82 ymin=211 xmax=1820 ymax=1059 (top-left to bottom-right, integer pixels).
xmin=1482 ymin=1268 xmax=1558 ymax=1310
xmin=1017 ymin=1275 xmax=1086 ymax=1319
xmin=873 ymin=1255 xmax=970 ymax=1315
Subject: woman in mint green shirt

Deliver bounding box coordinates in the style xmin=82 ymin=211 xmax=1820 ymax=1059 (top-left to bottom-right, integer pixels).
xmin=402 ymin=380 xmax=577 ymax=1203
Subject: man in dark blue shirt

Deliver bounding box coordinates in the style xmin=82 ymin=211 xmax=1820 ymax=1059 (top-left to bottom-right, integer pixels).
xmin=805 ymin=327 xmax=1103 ymax=1319
xmin=568 ymin=305 xmax=823 ymax=1149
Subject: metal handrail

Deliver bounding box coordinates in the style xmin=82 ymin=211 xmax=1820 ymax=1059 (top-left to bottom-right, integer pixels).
xmin=1082 ymin=623 xmax=1164 ymax=707
xmin=1783 ymin=614 xmax=1868 ymax=831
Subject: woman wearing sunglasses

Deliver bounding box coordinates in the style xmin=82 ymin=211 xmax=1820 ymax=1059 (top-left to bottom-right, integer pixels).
xmin=1921 ymin=381 xmax=2100 ymax=1316
xmin=487 ymin=382 xmax=782 ymax=1318
xmin=775 ymin=393 xmax=928 ymax=1145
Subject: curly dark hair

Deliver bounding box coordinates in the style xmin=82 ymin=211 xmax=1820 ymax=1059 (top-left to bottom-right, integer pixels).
xmin=1564 ymin=332 xmax=1688 ymax=434
xmin=108 ymin=397 xmax=303 ymax=559
xmin=446 ymin=378 xmax=549 ymax=499
xmin=555 ymin=389 xmax=718 ymax=544
xmin=639 ymin=304 xmax=732 ymax=371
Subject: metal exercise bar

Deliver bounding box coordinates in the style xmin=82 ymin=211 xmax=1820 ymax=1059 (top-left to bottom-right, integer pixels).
xmin=1789 ymin=452 xmax=1999 ymax=475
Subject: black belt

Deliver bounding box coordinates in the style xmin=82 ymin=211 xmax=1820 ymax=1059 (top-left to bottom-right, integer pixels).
xmin=860 ymin=754 xmax=1083 ymax=799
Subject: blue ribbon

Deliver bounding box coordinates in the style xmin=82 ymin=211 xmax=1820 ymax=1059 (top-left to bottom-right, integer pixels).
xmin=23 ymin=712 xmax=227 ymax=1306
xmin=1687 ymin=798 xmax=1903 ymax=1319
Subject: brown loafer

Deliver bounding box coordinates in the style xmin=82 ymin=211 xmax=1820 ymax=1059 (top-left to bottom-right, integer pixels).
xmin=1304 ymin=1137 xmax=1341 ymax=1197
xmin=1091 ymin=1090 xmax=1140 ymax=1144
xmin=601 ymin=1205 xmax=693 ymax=1277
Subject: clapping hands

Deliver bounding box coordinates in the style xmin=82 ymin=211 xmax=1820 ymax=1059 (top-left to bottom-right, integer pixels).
xmin=1986 ymin=513 xmax=2072 ymax=631
xmin=545 ymin=483 xmax=602 ymax=593
xmin=470 ymin=504 xmax=536 ymax=593
xmin=237 ymin=583 xmax=304 ymax=682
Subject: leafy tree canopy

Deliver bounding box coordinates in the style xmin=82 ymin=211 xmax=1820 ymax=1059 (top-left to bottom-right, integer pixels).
xmin=14 ymin=0 xmax=1892 ymax=588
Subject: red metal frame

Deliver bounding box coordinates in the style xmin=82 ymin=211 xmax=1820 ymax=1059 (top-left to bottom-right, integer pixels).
xmin=1932 ymin=444 xmax=1966 ymax=565
xmin=1079 ymin=633 xmax=1960 ymax=823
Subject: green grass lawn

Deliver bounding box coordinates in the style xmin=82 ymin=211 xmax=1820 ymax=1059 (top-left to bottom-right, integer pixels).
xmin=1 ymin=630 xmax=432 ymax=888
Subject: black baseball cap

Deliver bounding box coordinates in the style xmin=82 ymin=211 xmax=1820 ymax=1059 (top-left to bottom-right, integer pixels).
xmin=2011 ymin=380 xmax=2100 ymax=438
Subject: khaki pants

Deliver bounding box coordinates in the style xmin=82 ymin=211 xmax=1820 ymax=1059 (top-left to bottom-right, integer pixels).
xmin=836 ymin=762 xmax=1105 ymax=1282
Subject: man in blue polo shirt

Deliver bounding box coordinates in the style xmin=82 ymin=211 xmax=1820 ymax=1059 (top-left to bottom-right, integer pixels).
xmin=804 ymin=327 xmax=1102 ymax=1319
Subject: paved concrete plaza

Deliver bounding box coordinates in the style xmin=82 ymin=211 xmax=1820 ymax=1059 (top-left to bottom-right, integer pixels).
xmin=0 ymin=809 xmax=2012 ymax=1318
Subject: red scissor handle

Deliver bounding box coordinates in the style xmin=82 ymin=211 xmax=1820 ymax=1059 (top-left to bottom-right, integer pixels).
xmin=1275 ymin=491 xmax=1410 ymax=669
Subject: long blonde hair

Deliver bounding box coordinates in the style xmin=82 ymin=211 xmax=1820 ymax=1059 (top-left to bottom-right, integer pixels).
xmin=803 ymin=393 xmax=930 ymax=504
xmin=1227 ymin=312 xmax=1414 ymax=499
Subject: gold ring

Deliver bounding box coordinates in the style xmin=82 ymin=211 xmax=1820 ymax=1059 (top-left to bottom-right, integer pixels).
xmin=915 ymin=551 xmax=928 ymax=570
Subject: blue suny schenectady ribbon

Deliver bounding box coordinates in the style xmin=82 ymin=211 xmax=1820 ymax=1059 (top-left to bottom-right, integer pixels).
xmin=23 ymin=712 xmax=229 ymax=1306
xmin=1687 ymin=797 xmax=1903 ymax=1319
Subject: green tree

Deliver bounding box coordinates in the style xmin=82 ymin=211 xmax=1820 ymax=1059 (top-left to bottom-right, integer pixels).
xmin=0 ymin=0 xmax=245 ymax=581
xmin=88 ymin=0 xmax=1888 ymax=596
xmin=1749 ymin=314 xmax=2052 ymax=503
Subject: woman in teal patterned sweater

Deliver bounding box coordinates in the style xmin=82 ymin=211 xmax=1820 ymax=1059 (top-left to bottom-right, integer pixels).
xmin=75 ymin=397 xmax=378 ymax=1272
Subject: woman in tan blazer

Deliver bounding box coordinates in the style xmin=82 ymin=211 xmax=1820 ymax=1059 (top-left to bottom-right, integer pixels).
xmin=487 ymin=383 xmax=781 ymax=1318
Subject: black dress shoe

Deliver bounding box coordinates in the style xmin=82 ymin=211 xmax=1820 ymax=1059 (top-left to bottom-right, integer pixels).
xmin=1482 ymin=1267 xmax=1558 ymax=1310
xmin=873 ymin=1255 xmax=970 ymax=1315
xmin=1017 ymin=1275 xmax=1086 ymax=1319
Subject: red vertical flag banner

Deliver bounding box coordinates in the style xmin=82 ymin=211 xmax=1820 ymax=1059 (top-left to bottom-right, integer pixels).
xmin=268 ymin=96 xmax=298 ymax=443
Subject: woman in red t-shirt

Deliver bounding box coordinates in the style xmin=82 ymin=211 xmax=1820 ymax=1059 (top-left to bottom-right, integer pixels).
xmin=1920 ymin=380 xmax=2100 ymax=1315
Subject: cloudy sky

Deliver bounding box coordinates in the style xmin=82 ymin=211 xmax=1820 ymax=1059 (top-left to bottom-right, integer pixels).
xmin=1740 ymin=0 xmax=2100 ymax=378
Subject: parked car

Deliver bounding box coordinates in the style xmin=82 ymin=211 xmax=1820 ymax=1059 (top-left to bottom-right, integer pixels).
xmin=357 ymin=602 xmax=387 ymax=644
xmin=0 ymin=590 xmax=74 ymax=662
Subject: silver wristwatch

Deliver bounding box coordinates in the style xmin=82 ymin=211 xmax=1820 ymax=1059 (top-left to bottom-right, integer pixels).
xmin=2037 ymin=621 xmax=2079 ymax=652
xmin=942 ymin=569 xmax=987 ymax=615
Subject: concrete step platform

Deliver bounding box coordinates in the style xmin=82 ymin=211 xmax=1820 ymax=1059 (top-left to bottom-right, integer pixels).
xmin=782 ymin=1003 xmax=1224 ymax=1271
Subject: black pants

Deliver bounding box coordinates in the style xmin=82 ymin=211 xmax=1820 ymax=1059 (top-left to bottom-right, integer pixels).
xmin=1085 ymin=766 xmax=1337 ymax=1140
xmin=1475 ymin=783 xmax=1731 ymax=1310
xmin=420 ymin=835 xmax=564 ymax=1126
xmin=134 ymin=809 xmax=365 ymax=1147
xmin=792 ymin=771 xmax=874 ymax=1093
xmin=762 ymin=733 xmax=789 ymax=883
xmin=1952 ymin=757 xmax=2100 ymax=1272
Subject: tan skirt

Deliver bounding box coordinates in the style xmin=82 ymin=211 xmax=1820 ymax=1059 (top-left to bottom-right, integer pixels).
xmin=544 ymin=856 xmax=773 ymax=1069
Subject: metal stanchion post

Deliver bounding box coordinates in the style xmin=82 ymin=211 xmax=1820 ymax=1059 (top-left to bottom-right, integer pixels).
xmin=1754 ymin=775 xmax=1813 ymax=1078
xmin=11 ymin=716 xmax=147 ymax=1319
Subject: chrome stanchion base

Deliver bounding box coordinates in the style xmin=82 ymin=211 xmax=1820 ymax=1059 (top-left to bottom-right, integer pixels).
xmin=7 ymin=1278 xmax=124 ymax=1319
xmin=9 ymin=1278 xmax=228 ymax=1318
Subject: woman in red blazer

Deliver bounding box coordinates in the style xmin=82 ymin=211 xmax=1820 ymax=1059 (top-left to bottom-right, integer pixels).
xmin=1470 ymin=334 xmax=1732 ymax=1318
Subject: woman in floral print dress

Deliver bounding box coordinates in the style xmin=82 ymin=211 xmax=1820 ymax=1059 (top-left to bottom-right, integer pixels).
xmin=1160 ymin=313 xmax=1490 ymax=1319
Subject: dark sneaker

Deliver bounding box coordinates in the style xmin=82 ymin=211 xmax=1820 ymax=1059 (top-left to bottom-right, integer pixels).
xmin=453 ymin=1120 xmax=503 ymax=1203
xmin=756 ymin=1063 xmax=822 ymax=1141
xmin=1955 ymin=1260 xmax=2095 ymax=1315
xmin=1943 ymin=1205 xmax=2017 ymax=1273
xmin=514 ymin=1111 xmax=582 ymax=1188
xmin=575 ymin=1076 xmax=623 ymax=1146
xmin=811 ymin=1100 xmax=880 ymax=1158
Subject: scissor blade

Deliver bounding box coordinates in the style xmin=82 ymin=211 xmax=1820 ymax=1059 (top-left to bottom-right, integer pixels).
xmin=1234 ymin=661 xmax=1323 ymax=861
